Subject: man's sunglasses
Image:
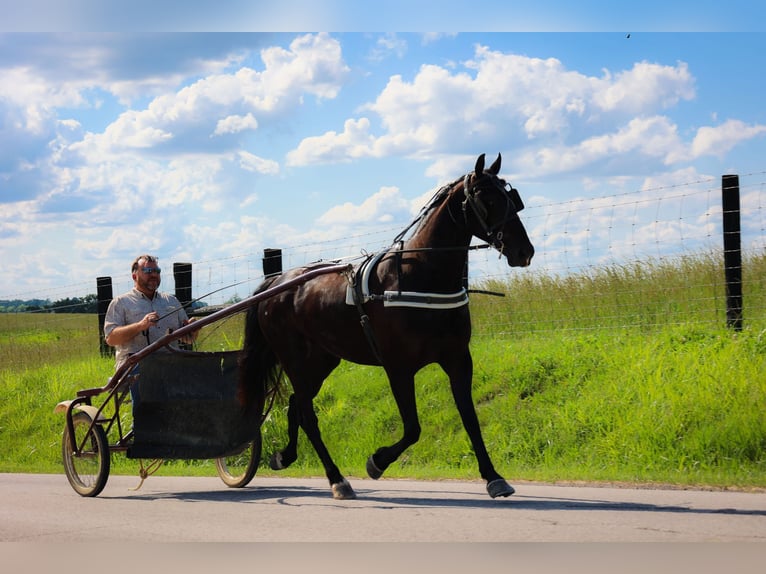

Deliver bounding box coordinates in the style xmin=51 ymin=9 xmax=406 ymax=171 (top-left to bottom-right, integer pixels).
xmin=141 ymin=267 xmax=162 ymax=275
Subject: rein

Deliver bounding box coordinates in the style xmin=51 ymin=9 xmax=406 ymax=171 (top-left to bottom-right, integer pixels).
xmin=154 ymin=277 xmax=255 ymax=322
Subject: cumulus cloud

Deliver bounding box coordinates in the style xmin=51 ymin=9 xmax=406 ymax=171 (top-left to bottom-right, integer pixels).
xmin=286 ymin=118 xmax=376 ymax=165
xmin=68 ymin=32 xmax=349 ymax=158
xmin=522 ymin=116 xmax=685 ymax=175
xmin=690 ymin=119 xmax=766 ymax=158
xmin=213 ymin=113 xmax=258 ymax=136
xmin=317 ymin=186 xmax=410 ymax=225
xmin=238 ymin=150 xmax=279 ymax=174
xmin=287 ymin=43 xmax=699 ymax=174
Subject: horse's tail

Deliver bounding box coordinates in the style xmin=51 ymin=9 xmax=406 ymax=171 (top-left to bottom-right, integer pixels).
xmin=238 ymin=277 xmax=283 ymax=417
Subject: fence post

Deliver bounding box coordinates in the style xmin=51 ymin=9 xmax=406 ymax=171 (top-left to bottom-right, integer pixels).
xmin=263 ymin=248 xmax=283 ymax=277
xmin=722 ymin=174 xmax=743 ymax=331
xmin=173 ymin=262 xmax=193 ymax=308
xmin=173 ymin=262 xmax=193 ymax=349
xmin=96 ymin=276 xmax=114 ymax=357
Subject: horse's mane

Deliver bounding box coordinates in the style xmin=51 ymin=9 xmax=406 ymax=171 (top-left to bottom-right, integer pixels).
xmin=393 ymin=176 xmax=462 ymax=244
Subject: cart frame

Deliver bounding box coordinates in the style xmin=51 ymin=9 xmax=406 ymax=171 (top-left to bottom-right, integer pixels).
xmin=55 ymin=263 xmax=351 ymax=497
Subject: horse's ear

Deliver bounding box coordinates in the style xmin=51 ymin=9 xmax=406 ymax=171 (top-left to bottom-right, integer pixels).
xmin=474 ymin=153 xmax=486 ymax=176
xmin=488 ymin=153 xmax=501 ymax=175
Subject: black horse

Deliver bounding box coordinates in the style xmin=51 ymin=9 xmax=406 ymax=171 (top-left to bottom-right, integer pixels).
xmin=239 ymin=153 xmax=534 ymax=499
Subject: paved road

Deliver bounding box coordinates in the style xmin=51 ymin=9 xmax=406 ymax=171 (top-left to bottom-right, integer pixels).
xmin=4 ymin=473 xmax=765 ymax=573
xmin=1 ymin=472 xmax=764 ymax=543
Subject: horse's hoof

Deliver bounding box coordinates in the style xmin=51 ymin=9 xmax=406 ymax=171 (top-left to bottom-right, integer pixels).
xmin=366 ymin=455 xmax=384 ymax=480
xmin=331 ymin=479 xmax=356 ymax=500
xmin=487 ymin=479 xmax=515 ymax=498
xmin=269 ymin=452 xmax=284 ymax=471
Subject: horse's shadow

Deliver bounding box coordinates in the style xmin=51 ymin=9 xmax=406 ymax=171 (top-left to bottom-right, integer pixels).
xmin=114 ymin=484 xmax=766 ymax=518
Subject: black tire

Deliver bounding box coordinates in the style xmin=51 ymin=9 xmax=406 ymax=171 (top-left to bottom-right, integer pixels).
xmin=62 ymin=411 xmax=110 ymax=497
xmin=215 ymin=433 xmax=261 ymax=488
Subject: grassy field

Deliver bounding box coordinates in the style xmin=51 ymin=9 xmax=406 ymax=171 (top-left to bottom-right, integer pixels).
xmin=1 ymin=251 xmax=764 ymax=489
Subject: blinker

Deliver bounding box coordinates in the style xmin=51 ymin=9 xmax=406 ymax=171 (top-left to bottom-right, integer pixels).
xmin=507 ymin=185 xmax=524 ymax=212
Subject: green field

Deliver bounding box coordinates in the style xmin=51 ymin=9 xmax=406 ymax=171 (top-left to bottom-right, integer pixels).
xmin=1 ymin=251 xmax=764 ymax=489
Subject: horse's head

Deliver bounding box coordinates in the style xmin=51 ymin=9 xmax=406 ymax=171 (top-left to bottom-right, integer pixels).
xmin=461 ymin=153 xmax=534 ymax=267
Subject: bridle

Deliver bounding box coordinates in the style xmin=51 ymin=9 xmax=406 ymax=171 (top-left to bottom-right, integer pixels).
xmin=461 ymin=173 xmax=525 ymax=255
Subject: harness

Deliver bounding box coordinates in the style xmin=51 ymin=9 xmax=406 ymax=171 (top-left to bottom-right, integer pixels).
xmin=344 ymin=248 xmax=468 ymax=365
xmin=345 ymin=170 xmax=524 ymax=364
xmin=344 ymin=249 xmax=469 ymax=310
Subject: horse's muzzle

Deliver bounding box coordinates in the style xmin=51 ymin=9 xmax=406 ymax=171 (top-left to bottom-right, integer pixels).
xmin=506 ymin=246 xmax=534 ymax=268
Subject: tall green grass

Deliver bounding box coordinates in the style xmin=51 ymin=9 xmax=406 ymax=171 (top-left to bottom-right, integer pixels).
xmin=470 ymin=251 xmax=764 ymax=335
xmin=1 ymin=250 xmax=764 ymax=488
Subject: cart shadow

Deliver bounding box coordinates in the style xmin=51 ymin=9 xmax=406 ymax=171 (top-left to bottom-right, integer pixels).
xmin=115 ymin=484 xmax=766 ymax=517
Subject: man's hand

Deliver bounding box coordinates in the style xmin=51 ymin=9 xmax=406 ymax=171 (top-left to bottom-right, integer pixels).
xmin=179 ymin=317 xmax=199 ymax=344
xmin=139 ymin=312 xmax=159 ymax=330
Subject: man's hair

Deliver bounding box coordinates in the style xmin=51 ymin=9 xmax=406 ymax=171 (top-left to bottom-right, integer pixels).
xmin=131 ymin=254 xmax=159 ymax=273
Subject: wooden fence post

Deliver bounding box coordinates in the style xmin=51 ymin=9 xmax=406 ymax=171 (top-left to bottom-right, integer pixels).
xmin=722 ymin=174 xmax=743 ymax=331
xmin=96 ymin=276 xmax=114 ymax=357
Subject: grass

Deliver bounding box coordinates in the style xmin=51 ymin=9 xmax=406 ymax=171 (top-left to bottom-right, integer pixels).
xmin=1 ymin=250 xmax=764 ymax=489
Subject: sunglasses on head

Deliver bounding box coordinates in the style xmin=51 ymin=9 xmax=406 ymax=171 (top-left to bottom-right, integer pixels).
xmin=141 ymin=267 xmax=162 ymax=275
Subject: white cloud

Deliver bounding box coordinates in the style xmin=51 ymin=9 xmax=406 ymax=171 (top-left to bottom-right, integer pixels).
xmin=288 ymin=43 xmax=697 ymax=174
xmin=213 ymin=113 xmax=258 ymax=136
xmin=68 ymin=33 xmax=349 ymax=158
xmin=690 ymin=119 xmax=766 ymax=158
xmin=286 ymin=117 xmax=375 ymax=165
xmin=521 ymin=115 xmax=685 ymax=175
xmin=317 ymin=185 xmax=409 ymax=225
xmin=369 ymin=33 xmax=408 ymax=61
xmin=0 ymin=67 xmax=90 ymax=133
xmin=237 ymin=150 xmax=279 ymax=174
xmin=594 ymin=61 xmax=695 ymax=113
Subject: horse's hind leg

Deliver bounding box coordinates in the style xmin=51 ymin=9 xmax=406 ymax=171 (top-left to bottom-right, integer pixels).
xmin=366 ymin=370 xmax=421 ymax=479
xmin=291 ymin=383 xmax=355 ymax=499
xmin=268 ymin=393 xmax=299 ymax=470
xmin=442 ymin=350 xmax=515 ymax=498
xmin=276 ymin=353 xmax=354 ymax=499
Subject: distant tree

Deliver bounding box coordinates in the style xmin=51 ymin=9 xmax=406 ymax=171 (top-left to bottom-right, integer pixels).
xmin=46 ymin=294 xmax=99 ymax=313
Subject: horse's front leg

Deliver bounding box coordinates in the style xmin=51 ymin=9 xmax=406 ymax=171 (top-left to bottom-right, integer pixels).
xmin=268 ymin=393 xmax=299 ymax=470
xmin=442 ymin=350 xmax=515 ymax=498
xmin=366 ymin=370 xmax=421 ymax=480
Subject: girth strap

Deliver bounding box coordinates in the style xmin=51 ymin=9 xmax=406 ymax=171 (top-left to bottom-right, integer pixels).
xmin=350 ymin=260 xmax=385 ymax=365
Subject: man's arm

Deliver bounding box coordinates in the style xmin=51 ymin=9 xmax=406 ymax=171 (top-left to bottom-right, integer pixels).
xmin=105 ymin=312 xmax=158 ymax=346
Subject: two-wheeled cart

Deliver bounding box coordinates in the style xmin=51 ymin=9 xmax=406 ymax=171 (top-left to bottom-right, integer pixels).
xmin=55 ymin=263 xmax=351 ymax=497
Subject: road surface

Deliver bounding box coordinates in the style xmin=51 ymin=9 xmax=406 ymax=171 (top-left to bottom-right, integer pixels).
xmin=1 ymin=473 xmax=764 ymax=543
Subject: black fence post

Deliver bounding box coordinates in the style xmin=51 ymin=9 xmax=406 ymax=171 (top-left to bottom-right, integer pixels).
xmin=263 ymin=248 xmax=283 ymax=277
xmin=173 ymin=262 xmax=193 ymax=349
xmin=722 ymin=174 xmax=743 ymax=331
xmin=173 ymin=262 xmax=193 ymax=308
xmin=96 ymin=276 xmax=114 ymax=357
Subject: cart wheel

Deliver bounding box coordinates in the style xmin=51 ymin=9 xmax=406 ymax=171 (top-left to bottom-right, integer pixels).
xmin=62 ymin=411 xmax=110 ymax=497
xmin=215 ymin=433 xmax=261 ymax=488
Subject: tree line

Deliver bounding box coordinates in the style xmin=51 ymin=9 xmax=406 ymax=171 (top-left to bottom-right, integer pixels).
xmin=0 ymin=294 xmax=99 ymax=313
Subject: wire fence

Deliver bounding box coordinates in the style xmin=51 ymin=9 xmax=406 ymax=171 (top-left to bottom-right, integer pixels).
xmin=2 ymin=172 xmax=765 ymax=347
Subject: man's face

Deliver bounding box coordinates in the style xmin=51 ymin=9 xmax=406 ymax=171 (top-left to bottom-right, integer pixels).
xmin=133 ymin=259 xmax=161 ymax=295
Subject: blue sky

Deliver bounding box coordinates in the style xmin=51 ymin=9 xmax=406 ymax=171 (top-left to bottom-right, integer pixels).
xmin=1 ymin=3 xmax=766 ymax=302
